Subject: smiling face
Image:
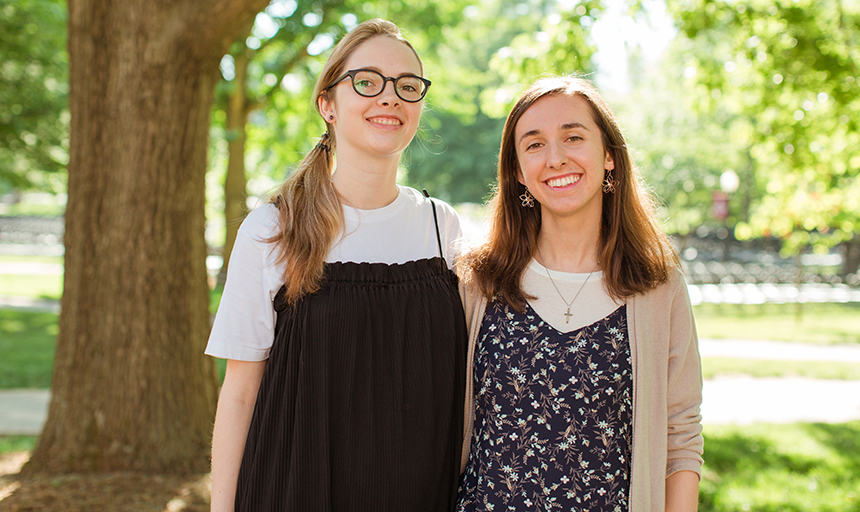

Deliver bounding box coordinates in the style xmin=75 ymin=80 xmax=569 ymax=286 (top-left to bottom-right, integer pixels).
xmin=318 ymin=35 xmax=424 ymax=164
xmin=514 ymin=93 xmax=615 ymax=225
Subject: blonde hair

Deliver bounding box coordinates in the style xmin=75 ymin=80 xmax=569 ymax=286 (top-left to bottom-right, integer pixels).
xmin=459 ymin=76 xmax=678 ymax=308
xmin=267 ymin=19 xmax=424 ymax=304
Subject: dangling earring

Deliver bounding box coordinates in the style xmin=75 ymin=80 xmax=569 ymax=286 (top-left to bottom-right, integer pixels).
xmin=520 ymin=187 xmax=535 ymax=208
xmin=603 ymin=169 xmax=619 ymax=194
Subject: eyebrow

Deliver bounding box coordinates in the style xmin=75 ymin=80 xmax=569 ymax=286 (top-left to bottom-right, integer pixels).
xmin=518 ymin=122 xmax=588 ymax=143
xmin=357 ymin=66 xmax=420 ymax=78
xmin=562 ymin=122 xmax=588 ymax=131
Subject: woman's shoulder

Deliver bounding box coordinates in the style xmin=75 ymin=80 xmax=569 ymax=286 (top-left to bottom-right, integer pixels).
xmin=399 ymin=186 xmax=459 ymax=218
xmin=239 ymin=202 xmax=280 ymax=240
xmin=635 ymin=266 xmax=690 ymax=306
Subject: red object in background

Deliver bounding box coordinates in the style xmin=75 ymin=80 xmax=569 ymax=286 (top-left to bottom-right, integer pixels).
xmin=712 ymin=191 xmax=729 ymax=220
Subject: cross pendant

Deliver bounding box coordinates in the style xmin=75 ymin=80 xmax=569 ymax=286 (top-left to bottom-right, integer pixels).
xmin=564 ymin=307 xmax=572 ymax=323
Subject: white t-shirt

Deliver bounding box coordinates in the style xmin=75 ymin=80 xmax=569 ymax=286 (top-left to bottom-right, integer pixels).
xmin=205 ymin=186 xmax=463 ymax=361
xmin=523 ymin=259 xmax=622 ymax=333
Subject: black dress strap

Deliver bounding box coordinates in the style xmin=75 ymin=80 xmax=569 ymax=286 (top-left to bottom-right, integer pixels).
xmin=422 ymin=189 xmax=444 ymax=260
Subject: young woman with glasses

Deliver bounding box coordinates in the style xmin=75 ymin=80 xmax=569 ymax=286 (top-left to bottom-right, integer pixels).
xmin=455 ymin=76 xmax=704 ymax=511
xmin=207 ymin=19 xmax=467 ymax=512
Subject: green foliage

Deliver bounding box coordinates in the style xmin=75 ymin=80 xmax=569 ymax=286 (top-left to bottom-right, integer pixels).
xmin=0 ymin=0 xmax=69 ymax=194
xmin=665 ymin=0 xmax=860 ymax=254
xmin=700 ymin=422 xmax=860 ymax=511
xmin=0 ymin=310 xmax=57 ymax=388
xmin=404 ymin=110 xmax=504 ymax=204
xmin=617 ymin=43 xmax=750 ymax=236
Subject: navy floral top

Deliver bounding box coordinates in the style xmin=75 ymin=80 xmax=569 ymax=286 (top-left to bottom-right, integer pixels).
xmin=457 ymin=300 xmax=632 ymax=512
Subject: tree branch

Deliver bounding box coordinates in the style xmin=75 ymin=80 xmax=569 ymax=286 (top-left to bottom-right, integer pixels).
xmin=185 ymin=0 xmax=272 ymax=61
xmin=249 ymin=1 xmax=346 ymax=112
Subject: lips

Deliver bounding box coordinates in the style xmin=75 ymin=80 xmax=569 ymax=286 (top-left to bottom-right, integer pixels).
xmin=368 ymin=116 xmax=402 ymax=126
xmin=546 ymin=174 xmax=581 ymax=188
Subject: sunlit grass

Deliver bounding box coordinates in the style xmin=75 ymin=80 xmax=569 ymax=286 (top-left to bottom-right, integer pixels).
xmin=0 ymin=310 xmax=57 ymax=388
xmin=700 ymin=422 xmax=860 ymax=511
xmin=694 ymin=302 xmax=860 ymax=345
xmin=0 ymin=255 xmax=63 ymax=265
xmin=0 ymin=435 xmax=37 ymax=454
xmin=0 ymin=273 xmax=63 ymax=300
xmin=702 ymin=358 xmax=860 ymax=380
xmin=0 ymin=202 xmax=64 ymax=217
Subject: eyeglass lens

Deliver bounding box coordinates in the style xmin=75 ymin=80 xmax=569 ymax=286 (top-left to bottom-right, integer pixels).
xmin=351 ymin=70 xmax=427 ymax=102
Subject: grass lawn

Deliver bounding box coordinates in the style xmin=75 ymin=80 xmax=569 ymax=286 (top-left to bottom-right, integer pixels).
xmin=0 ymin=273 xmax=62 ymax=301
xmin=0 ymin=435 xmax=36 ymax=454
xmin=694 ymin=302 xmax=860 ymax=345
xmin=700 ymin=421 xmax=860 ymax=511
xmin=0 ymin=255 xmax=64 ymax=300
xmin=0 ymin=255 xmax=63 ymax=265
xmin=0 ymin=310 xmax=57 ymax=388
xmin=702 ymin=358 xmax=860 ymax=380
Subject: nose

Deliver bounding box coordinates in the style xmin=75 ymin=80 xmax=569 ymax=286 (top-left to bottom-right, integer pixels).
xmin=377 ymin=78 xmax=401 ymax=106
xmin=546 ymin=142 xmax=567 ymax=169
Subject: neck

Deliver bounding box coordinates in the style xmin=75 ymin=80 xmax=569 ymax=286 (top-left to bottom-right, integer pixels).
xmin=536 ymin=213 xmax=602 ymax=273
xmin=331 ymin=150 xmax=400 ymax=210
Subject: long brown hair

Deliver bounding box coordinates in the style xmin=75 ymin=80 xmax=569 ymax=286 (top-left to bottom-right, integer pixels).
xmin=459 ymin=75 xmax=678 ymax=308
xmin=267 ymin=19 xmax=424 ymax=304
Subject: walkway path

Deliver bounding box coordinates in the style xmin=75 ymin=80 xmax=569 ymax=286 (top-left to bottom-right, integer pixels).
xmin=2 ymin=338 xmax=859 ymax=435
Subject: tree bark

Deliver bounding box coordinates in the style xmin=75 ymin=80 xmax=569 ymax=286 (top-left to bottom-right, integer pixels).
xmin=26 ymin=0 xmax=269 ymax=474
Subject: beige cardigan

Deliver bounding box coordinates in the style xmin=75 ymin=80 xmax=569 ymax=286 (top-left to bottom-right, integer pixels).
xmin=459 ymin=269 xmax=704 ymax=511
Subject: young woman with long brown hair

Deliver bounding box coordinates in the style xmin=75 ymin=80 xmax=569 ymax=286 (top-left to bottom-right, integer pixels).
xmin=456 ymin=76 xmax=703 ymax=511
xmin=207 ymin=19 xmax=467 ymax=511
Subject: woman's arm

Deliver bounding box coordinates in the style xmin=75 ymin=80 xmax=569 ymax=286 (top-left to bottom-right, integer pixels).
xmin=664 ymin=273 xmax=704 ymax=510
xmin=666 ymin=470 xmax=700 ymax=512
xmin=665 ymin=273 xmax=704 ymax=473
xmin=210 ymin=359 xmax=266 ymax=512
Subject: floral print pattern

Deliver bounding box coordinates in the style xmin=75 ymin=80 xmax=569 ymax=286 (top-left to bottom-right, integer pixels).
xmin=457 ymin=301 xmax=632 ymax=512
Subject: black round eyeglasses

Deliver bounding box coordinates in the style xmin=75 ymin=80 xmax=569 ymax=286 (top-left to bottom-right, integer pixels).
xmin=327 ymin=69 xmax=431 ymax=103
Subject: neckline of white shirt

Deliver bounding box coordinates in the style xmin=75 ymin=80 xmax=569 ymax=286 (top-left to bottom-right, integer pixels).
xmin=528 ymin=258 xmax=604 ymax=283
xmin=341 ymin=185 xmax=407 ymax=223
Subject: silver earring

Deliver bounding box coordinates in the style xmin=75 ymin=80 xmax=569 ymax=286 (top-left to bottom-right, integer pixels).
xmin=520 ymin=187 xmax=535 ymax=208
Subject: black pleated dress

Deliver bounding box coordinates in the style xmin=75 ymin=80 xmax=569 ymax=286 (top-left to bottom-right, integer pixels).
xmin=234 ymin=214 xmax=467 ymax=511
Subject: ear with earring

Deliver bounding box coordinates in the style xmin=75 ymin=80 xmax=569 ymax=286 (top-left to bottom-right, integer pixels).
xmin=603 ymin=169 xmax=619 ymax=194
xmin=520 ymin=187 xmax=535 ymax=208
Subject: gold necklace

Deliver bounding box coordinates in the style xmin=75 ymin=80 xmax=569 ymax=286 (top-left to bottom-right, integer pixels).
xmin=536 ymin=245 xmax=597 ymax=324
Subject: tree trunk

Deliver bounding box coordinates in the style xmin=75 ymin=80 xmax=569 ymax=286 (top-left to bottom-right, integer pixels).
xmin=26 ymin=0 xmax=269 ymax=475
xmin=843 ymin=237 xmax=860 ymax=278
xmin=218 ymin=50 xmax=251 ymax=286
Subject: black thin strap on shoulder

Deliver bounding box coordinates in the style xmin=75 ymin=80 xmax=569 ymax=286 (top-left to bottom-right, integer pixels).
xmin=422 ymin=189 xmax=444 ymax=259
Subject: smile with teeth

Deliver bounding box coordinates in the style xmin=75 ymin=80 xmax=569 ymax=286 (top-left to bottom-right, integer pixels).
xmin=546 ymin=174 xmax=581 ymax=188
xmin=369 ymin=117 xmax=401 ymax=126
